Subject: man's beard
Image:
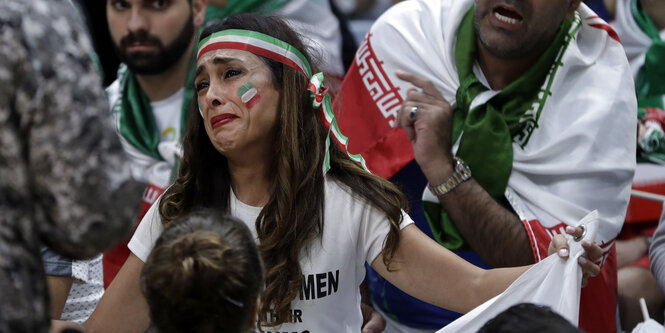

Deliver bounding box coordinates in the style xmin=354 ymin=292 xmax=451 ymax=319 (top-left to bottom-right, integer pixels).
xmin=114 ymin=14 xmax=195 ymax=75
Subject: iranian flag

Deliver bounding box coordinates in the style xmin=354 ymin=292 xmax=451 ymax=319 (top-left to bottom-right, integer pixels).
xmin=238 ymin=82 xmax=260 ymax=109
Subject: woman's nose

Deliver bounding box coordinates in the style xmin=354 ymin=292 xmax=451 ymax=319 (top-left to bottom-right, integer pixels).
xmin=205 ymin=83 xmax=227 ymax=108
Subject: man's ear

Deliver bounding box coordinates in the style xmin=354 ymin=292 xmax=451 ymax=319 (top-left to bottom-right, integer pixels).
xmin=192 ymin=0 xmax=208 ymax=27
xmin=566 ymin=0 xmax=583 ymax=18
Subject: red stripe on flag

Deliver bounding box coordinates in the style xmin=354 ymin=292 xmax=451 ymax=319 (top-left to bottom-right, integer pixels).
xmin=588 ymin=23 xmax=621 ymax=43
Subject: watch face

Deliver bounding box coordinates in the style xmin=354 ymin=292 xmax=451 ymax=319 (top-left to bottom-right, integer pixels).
xmin=455 ymin=156 xmax=471 ymax=177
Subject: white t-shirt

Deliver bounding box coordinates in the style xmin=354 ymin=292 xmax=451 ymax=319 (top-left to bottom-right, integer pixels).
xmin=128 ymin=177 xmax=413 ymax=332
xmin=150 ymin=88 xmax=183 ymax=144
xmin=106 ymin=82 xmax=184 ymax=187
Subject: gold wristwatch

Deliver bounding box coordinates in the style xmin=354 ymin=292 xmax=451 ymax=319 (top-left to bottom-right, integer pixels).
xmin=428 ymin=156 xmax=471 ymax=196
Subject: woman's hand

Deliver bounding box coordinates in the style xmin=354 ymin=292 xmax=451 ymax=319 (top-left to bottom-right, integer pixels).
xmin=548 ymin=226 xmax=603 ymax=287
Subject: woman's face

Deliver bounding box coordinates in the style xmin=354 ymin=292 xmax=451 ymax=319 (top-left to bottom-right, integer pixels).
xmin=194 ymin=49 xmax=280 ymax=158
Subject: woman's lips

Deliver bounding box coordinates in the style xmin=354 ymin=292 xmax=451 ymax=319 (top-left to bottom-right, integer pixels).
xmin=210 ymin=113 xmax=238 ymax=129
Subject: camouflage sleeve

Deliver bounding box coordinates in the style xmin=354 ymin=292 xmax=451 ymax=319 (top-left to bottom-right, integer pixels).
xmin=20 ymin=2 xmax=143 ymax=259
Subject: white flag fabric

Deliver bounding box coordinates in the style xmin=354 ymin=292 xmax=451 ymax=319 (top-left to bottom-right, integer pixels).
xmin=437 ymin=211 xmax=599 ymax=332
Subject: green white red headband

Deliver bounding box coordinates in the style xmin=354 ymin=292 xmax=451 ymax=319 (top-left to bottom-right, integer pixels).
xmin=197 ymin=29 xmax=368 ymax=174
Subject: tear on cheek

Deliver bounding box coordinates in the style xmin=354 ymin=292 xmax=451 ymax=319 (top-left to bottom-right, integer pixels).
xmin=238 ymin=82 xmax=261 ymax=110
xmin=198 ymin=101 xmax=203 ymax=117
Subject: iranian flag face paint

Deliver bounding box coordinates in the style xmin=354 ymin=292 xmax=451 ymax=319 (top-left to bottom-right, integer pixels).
xmin=238 ymin=82 xmax=260 ymax=109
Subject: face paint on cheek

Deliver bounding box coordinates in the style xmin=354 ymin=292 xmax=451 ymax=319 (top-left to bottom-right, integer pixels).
xmin=237 ymin=82 xmax=261 ymax=109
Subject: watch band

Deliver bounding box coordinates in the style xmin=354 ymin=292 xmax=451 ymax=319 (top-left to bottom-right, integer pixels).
xmin=428 ymin=156 xmax=471 ymax=197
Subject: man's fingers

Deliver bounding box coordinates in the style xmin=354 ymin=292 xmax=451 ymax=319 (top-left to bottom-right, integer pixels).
xmin=396 ymin=70 xmax=442 ymax=98
xmin=403 ymin=121 xmax=416 ymax=140
xmin=405 ymin=87 xmax=442 ymax=105
xmin=396 ymin=100 xmax=417 ymax=139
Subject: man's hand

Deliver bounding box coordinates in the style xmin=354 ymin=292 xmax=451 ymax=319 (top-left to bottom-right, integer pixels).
xmin=393 ymin=70 xmax=533 ymax=268
xmin=548 ymin=226 xmax=603 ymax=287
xmin=361 ymin=303 xmax=386 ymax=333
xmin=394 ymin=70 xmax=455 ymax=179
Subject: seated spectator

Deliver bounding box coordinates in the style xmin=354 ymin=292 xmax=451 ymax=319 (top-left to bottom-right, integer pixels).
xmin=141 ymin=209 xmax=264 ymax=333
xmin=477 ymin=303 xmax=583 ymax=333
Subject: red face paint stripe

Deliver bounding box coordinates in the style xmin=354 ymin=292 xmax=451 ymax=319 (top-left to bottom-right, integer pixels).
xmin=245 ymin=95 xmax=261 ymax=109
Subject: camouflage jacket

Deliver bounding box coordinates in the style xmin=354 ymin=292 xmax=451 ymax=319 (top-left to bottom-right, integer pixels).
xmin=0 ymin=0 xmax=142 ymax=331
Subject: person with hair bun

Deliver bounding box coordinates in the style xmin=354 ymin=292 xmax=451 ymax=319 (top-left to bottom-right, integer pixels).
xmin=141 ymin=208 xmax=263 ymax=333
xmin=83 ymin=13 xmax=603 ymax=333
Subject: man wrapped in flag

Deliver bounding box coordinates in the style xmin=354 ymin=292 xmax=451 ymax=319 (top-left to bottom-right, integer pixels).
xmin=336 ymin=0 xmax=636 ymax=332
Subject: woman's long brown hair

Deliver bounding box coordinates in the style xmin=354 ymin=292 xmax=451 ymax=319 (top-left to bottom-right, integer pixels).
xmin=159 ymin=14 xmax=407 ymax=328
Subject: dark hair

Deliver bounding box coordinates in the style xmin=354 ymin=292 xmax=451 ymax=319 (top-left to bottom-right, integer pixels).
xmin=141 ymin=209 xmax=264 ymax=333
xmin=477 ymin=303 xmax=583 ymax=333
xmin=159 ymin=13 xmax=407 ymax=327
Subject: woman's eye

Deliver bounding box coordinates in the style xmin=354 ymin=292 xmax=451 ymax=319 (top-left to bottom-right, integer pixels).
xmin=195 ymin=80 xmax=209 ymax=92
xmin=224 ymin=69 xmax=242 ymax=79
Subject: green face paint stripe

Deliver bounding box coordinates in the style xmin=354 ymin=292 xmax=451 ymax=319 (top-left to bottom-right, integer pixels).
xmin=237 ymin=82 xmax=252 ymax=97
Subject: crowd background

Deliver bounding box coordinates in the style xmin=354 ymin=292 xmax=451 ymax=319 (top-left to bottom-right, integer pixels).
xmin=3 ymin=0 xmax=665 ymax=332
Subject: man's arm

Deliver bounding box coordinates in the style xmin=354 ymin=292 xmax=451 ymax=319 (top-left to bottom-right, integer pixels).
xmin=394 ymin=71 xmax=533 ymax=268
xmin=432 ymin=174 xmax=533 ymax=267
